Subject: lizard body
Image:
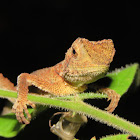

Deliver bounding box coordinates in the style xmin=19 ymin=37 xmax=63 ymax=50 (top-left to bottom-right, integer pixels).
xmin=0 ymin=38 xmax=120 ymax=124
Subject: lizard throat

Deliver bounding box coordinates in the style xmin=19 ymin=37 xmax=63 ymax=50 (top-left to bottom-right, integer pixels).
xmin=64 ymin=65 xmax=109 ymax=87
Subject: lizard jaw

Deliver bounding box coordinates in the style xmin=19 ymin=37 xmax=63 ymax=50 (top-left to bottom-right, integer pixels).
xmin=64 ymin=65 xmax=109 ymax=87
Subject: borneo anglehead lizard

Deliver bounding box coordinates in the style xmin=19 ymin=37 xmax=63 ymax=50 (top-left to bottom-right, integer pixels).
xmin=0 ymin=38 xmax=120 ymax=124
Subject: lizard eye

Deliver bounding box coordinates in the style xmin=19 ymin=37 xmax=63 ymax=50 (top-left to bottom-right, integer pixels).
xmin=71 ymin=47 xmax=78 ymax=58
xmin=72 ymin=48 xmax=78 ymax=58
xmin=72 ymin=48 xmax=76 ymax=55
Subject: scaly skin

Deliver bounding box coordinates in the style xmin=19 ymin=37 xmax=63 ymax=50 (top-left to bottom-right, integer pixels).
xmin=0 ymin=38 xmax=120 ymax=124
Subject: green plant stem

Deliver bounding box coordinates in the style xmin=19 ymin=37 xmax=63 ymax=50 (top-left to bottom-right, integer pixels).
xmin=0 ymin=89 xmax=140 ymax=138
xmin=56 ymin=93 xmax=108 ymax=100
xmin=0 ymin=89 xmax=107 ymax=100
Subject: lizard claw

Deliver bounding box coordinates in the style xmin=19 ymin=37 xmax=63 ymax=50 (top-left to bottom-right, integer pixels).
xmin=105 ymin=91 xmax=120 ymax=113
xmin=12 ymin=99 xmax=35 ymax=124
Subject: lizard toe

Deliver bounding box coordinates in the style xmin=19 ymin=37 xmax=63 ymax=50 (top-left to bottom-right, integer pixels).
xmin=105 ymin=93 xmax=120 ymax=113
xmin=12 ymin=99 xmax=35 ymax=124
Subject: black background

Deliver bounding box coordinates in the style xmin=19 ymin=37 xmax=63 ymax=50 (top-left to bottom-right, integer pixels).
xmin=0 ymin=0 xmax=140 ymax=140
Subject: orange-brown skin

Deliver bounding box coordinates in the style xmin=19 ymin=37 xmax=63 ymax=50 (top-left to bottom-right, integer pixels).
xmin=0 ymin=38 xmax=120 ymax=124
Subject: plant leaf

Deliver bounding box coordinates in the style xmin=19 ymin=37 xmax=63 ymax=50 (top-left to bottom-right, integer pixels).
xmin=106 ymin=63 xmax=139 ymax=96
xmin=0 ymin=109 xmax=33 ymax=138
xmin=100 ymin=134 xmax=131 ymax=140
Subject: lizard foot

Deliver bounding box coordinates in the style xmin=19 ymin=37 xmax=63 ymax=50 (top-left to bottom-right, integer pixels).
xmin=12 ymin=99 xmax=35 ymax=124
xmin=105 ymin=90 xmax=120 ymax=113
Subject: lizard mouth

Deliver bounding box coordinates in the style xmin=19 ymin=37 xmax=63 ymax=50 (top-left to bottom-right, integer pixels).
xmin=64 ymin=65 xmax=109 ymax=86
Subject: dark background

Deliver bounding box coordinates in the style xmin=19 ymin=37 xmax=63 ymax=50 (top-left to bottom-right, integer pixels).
xmin=0 ymin=0 xmax=140 ymax=140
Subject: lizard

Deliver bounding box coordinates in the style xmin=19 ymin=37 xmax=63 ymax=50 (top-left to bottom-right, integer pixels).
xmin=0 ymin=37 xmax=120 ymax=124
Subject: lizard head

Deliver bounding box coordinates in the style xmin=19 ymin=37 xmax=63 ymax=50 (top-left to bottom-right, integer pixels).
xmin=63 ymin=38 xmax=115 ymax=87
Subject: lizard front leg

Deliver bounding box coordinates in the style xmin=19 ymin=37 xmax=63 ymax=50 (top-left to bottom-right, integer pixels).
xmin=13 ymin=72 xmax=59 ymax=124
xmin=12 ymin=72 xmax=77 ymax=124
xmin=99 ymin=87 xmax=120 ymax=112
xmin=12 ymin=73 xmax=36 ymax=124
xmin=95 ymin=85 xmax=120 ymax=113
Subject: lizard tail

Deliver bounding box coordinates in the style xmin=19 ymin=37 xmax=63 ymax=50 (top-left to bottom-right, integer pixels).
xmin=0 ymin=73 xmax=16 ymax=91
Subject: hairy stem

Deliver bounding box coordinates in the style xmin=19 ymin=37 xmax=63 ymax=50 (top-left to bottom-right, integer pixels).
xmin=0 ymin=89 xmax=140 ymax=138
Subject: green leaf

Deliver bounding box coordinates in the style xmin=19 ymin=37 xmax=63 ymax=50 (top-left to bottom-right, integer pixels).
xmin=106 ymin=63 xmax=139 ymax=96
xmin=0 ymin=109 xmax=33 ymax=138
xmin=100 ymin=134 xmax=130 ymax=140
